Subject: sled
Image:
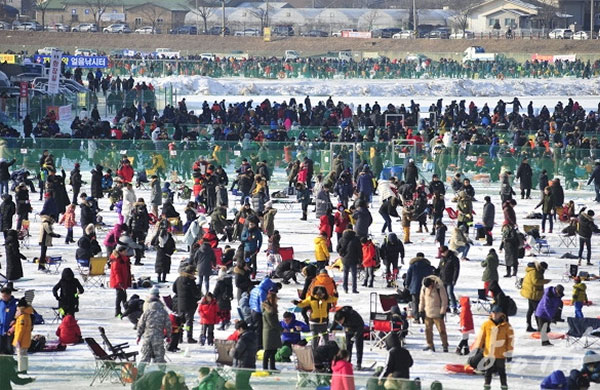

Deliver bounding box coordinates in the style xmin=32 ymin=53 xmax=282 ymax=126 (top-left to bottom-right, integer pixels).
xmin=531 ymin=332 xmax=566 ymax=340
xmin=445 ymin=364 xmax=475 ymax=375
xmin=563 ymin=299 xmax=593 ymax=306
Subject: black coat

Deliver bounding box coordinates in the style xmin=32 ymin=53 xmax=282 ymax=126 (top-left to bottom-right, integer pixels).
xmin=336 ymin=230 xmax=362 ymax=266
xmin=15 ymin=188 xmax=30 ymax=217
xmin=0 ymin=198 xmax=15 ymax=231
xmin=173 ymin=275 xmax=201 ymax=313
xmin=314 ymin=341 xmax=340 ymax=372
xmin=76 ymin=234 xmax=101 ymax=261
xmin=234 ymin=265 xmax=253 ymax=293
xmin=577 ymin=212 xmax=600 ymax=239
xmin=438 ymin=252 xmax=460 ymax=286
xmin=0 ymin=159 xmax=15 ymax=181
xmin=90 ymin=168 xmax=103 ymax=199
xmin=588 ymin=165 xmax=600 ymax=186
xmin=551 ymin=183 xmax=564 ymax=207
xmin=154 ymin=234 xmax=176 ymax=274
xmin=234 ymin=329 xmax=257 ymax=368
xmin=516 ymin=162 xmax=532 ymax=189
xmin=213 ymin=276 xmax=233 ymax=311
xmin=80 ymin=202 xmax=96 ymax=227
xmin=404 ymin=162 xmax=418 ymax=186
xmin=381 ymin=336 xmax=413 ymax=379
xmin=70 ymin=168 xmax=82 ymax=190
xmin=380 ymin=233 xmax=404 ymax=265
xmin=482 ymin=201 xmax=495 ymax=229
xmin=539 ymin=173 xmax=549 ymax=191
xmin=352 ymin=207 xmax=372 ymax=238
xmin=129 ymin=203 xmax=150 ymax=233
xmin=4 ymin=230 xmax=25 ymax=280
xmin=333 ymin=306 xmax=364 ymax=334
xmin=193 ymin=243 xmax=216 ymax=276
xmin=52 ymin=268 xmax=84 ymax=313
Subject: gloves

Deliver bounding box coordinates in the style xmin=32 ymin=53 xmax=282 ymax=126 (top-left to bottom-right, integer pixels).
xmin=74 ymin=293 xmax=79 ymax=298
xmin=419 ymin=311 xmax=425 ymax=320
xmin=136 ymin=337 xmax=140 ymax=344
xmin=58 ymin=308 xmax=65 ymax=316
xmin=507 ymin=357 xmax=512 ymax=363
xmin=292 ymin=300 xmax=300 ymax=305
xmin=166 ymin=337 xmax=171 ymax=343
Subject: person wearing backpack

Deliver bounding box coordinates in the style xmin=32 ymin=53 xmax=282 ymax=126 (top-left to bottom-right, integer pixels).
xmin=499 ymin=174 xmax=515 ymax=203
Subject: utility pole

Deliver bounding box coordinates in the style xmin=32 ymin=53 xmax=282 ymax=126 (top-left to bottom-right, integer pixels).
xmin=265 ymin=0 xmax=269 ymax=28
xmin=591 ymin=0 xmax=594 ymax=39
xmin=221 ymin=0 xmax=225 ymax=37
xmin=195 ymin=0 xmax=198 ymax=32
xmin=412 ymin=0 xmax=417 ymax=33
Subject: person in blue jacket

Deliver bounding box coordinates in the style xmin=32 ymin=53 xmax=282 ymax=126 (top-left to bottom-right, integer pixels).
xmin=0 ymin=285 xmax=18 ymax=355
xmin=241 ymin=215 xmax=263 ymax=278
xmin=540 ymin=370 xmax=567 ymax=389
xmin=404 ymin=252 xmax=434 ymax=324
xmin=248 ymin=277 xmax=280 ymax=350
xmin=535 ymin=284 xmax=564 ymax=346
xmin=280 ymin=311 xmax=309 ymax=347
xmin=356 ymin=166 xmax=374 ymax=204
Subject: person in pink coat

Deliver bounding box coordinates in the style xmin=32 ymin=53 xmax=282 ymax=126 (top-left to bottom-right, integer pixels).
xmin=59 ymin=203 xmax=77 ymax=244
xmin=103 ymin=223 xmax=124 ymax=257
xmin=331 ymin=350 xmax=355 ymax=390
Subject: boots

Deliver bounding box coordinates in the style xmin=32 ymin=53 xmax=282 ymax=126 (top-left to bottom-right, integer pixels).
xmin=200 ymin=335 xmax=206 ymax=346
xmin=424 ymin=225 xmax=429 ymax=233
xmin=301 ymin=211 xmax=307 ymax=221
xmin=403 ymin=227 xmax=411 ymax=244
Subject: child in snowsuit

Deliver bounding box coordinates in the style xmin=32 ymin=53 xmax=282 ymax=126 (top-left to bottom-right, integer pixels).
xmin=59 ymin=203 xmax=77 ymax=244
xmin=456 ymin=296 xmax=474 ymax=355
xmin=572 ymin=276 xmax=588 ymax=318
xmin=198 ymin=292 xmax=219 ymax=346
xmin=314 ymin=231 xmax=330 ymax=271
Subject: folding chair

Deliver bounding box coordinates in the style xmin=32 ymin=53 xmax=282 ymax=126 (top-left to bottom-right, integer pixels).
xmin=98 ymin=327 xmax=138 ymax=362
xmin=85 ymin=337 xmax=131 ymax=386
xmin=565 ymin=317 xmax=600 ymax=348
xmin=214 ymin=339 xmax=235 ymax=366
xmin=292 ymin=344 xmax=329 ymax=388
xmin=559 ymin=233 xmax=577 ymax=248
xmin=50 ymin=307 xmax=62 ymax=324
xmin=369 ymin=292 xmax=402 ymax=350
xmin=471 ymin=289 xmax=492 ymax=313
xmin=81 ymin=257 xmax=108 ymax=287
xmin=279 ymin=247 xmax=294 ymax=262
xmin=46 ymin=256 xmax=63 ymax=274
xmin=445 ymin=207 xmax=458 ymax=226
xmin=562 ymin=264 xmax=578 ymax=283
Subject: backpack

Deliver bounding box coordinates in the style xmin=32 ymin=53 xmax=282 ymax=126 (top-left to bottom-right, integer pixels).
xmin=28 ymin=335 xmax=46 ymax=353
xmin=505 ymin=296 xmax=518 ymax=316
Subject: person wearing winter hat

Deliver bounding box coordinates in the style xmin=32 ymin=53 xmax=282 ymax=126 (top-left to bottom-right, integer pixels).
xmin=572 ymin=276 xmax=588 ymax=319
xmin=241 ymin=215 xmax=263 ymax=278
xmin=11 ymin=298 xmax=33 ymax=373
xmin=535 ymin=284 xmax=564 ymax=346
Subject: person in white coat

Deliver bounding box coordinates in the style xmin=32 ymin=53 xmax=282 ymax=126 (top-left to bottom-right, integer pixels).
xmin=122 ymin=183 xmax=137 ymax=220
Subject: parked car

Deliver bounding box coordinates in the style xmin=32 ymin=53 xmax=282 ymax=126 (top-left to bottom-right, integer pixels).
xmin=170 ymin=25 xmax=198 ymax=35
xmin=548 ymin=28 xmax=572 ymax=39
xmin=571 ymin=31 xmax=590 ymax=40
xmin=15 ymin=21 xmax=43 ymax=31
xmin=449 ymin=30 xmax=474 ymax=39
xmin=284 ymin=50 xmax=300 ymax=61
xmin=331 ymin=28 xmax=356 ymax=37
xmin=372 ymin=27 xmax=402 ymax=38
xmin=74 ymin=48 xmax=98 ymax=56
xmin=207 ymin=26 xmax=230 ymax=35
xmin=234 ymin=28 xmax=260 ymax=36
xmin=393 ymin=30 xmax=415 ymax=39
xmin=428 ymin=27 xmax=450 ymax=39
xmin=135 ymin=26 xmax=159 ymax=34
xmin=72 ymin=23 xmax=98 ymax=32
xmin=38 ymin=47 xmax=61 ymax=55
xmin=103 ymin=23 xmax=131 ymax=33
xmin=272 ymin=25 xmax=294 ymax=36
xmin=47 ymin=23 xmax=70 ymax=32
xmin=0 ymin=21 xmax=10 ymax=30
xmin=301 ymin=29 xmax=328 ymax=37
xmin=200 ymin=53 xmax=216 ymax=61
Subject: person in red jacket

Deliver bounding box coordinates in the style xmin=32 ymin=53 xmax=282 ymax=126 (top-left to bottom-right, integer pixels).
xmin=331 ymin=350 xmax=355 ymax=390
xmin=456 ymin=296 xmax=474 ymax=355
xmin=334 ymin=204 xmax=350 ymax=247
xmin=320 ymin=207 xmax=334 ymax=251
xmin=109 ymin=246 xmax=132 ymax=317
xmin=361 ymin=237 xmax=377 ymax=288
xmin=56 ymin=314 xmax=83 ymax=345
xmin=117 ymin=159 xmax=134 ymax=184
xmin=198 ymin=292 xmax=219 ymax=346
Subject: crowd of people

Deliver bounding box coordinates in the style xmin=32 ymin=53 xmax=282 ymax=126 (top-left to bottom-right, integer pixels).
xmin=0 ymin=120 xmax=600 ymax=389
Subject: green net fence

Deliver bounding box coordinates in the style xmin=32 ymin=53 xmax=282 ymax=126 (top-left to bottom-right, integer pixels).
xmin=0 ymin=138 xmax=593 ymax=190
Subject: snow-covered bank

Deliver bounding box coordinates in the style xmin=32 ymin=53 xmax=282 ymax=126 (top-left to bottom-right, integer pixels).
xmin=140 ymin=75 xmax=600 ymax=97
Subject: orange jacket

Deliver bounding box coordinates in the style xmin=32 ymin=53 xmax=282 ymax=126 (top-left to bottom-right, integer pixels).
xmin=362 ymin=241 xmax=377 ymax=268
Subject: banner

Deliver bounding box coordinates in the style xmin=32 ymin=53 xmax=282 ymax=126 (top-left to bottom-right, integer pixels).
xmin=48 ymin=49 xmax=62 ymax=95
xmin=0 ymin=54 xmax=16 ymax=64
xmin=59 ymin=105 xmax=72 ymax=121
xmin=531 ymin=53 xmax=577 ymax=63
xmin=19 ymin=82 xmax=28 ymax=98
xmin=263 ymin=27 xmax=271 ymax=42
xmin=33 ymin=55 xmax=109 ymax=68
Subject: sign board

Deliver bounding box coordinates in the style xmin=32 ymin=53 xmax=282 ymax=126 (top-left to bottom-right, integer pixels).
xmin=58 ymin=105 xmax=72 ymax=121
xmin=34 ymin=54 xmax=109 ymax=68
xmin=19 ymin=82 xmax=28 ymax=98
xmin=531 ymin=53 xmax=576 ymax=63
xmin=263 ymin=27 xmax=271 ymax=42
xmin=342 ymin=31 xmax=372 ymax=38
xmin=0 ymin=54 xmax=16 ymax=64
xmin=48 ymin=49 xmax=62 ymax=95
xmin=77 ymin=93 xmax=87 ymax=107
xmin=169 ymin=150 xmax=177 ymax=156
xmin=101 ymin=12 xmax=125 ymax=22
xmin=20 ymin=149 xmax=28 ymax=154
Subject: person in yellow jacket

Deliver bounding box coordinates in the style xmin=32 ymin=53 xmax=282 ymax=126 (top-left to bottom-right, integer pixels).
xmin=293 ymin=286 xmax=336 ymax=350
xmin=572 ymin=276 xmax=588 ymax=318
xmin=10 ymin=299 xmax=33 ymax=373
xmin=520 ymin=261 xmax=549 ymax=332
xmin=314 ymin=231 xmax=330 ymax=271
xmin=474 ymin=305 xmax=514 ymax=390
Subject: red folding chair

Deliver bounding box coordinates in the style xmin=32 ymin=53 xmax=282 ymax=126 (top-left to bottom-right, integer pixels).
xmin=279 ymin=247 xmax=294 ymax=262
xmin=369 ymin=292 xmax=396 ymax=350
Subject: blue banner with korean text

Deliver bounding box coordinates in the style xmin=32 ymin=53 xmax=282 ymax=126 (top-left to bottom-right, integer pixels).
xmin=33 ymin=55 xmax=109 ymax=68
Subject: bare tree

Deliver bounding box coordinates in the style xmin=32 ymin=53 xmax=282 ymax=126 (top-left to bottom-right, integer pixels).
xmin=249 ymin=5 xmax=272 ymax=31
xmin=451 ymin=0 xmax=483 ymax=33
xmin=190 ymin=0 xmax=216 ymax=33
xmin=139 ymin=5 xmax=166 ymax=31
xmin=361 ymin=10 xmax=379 ymax=31
xmin=83 ymin=0 xmax=116 ymax=28
xmin=35 ymin=0 xmax=52 ymax=29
